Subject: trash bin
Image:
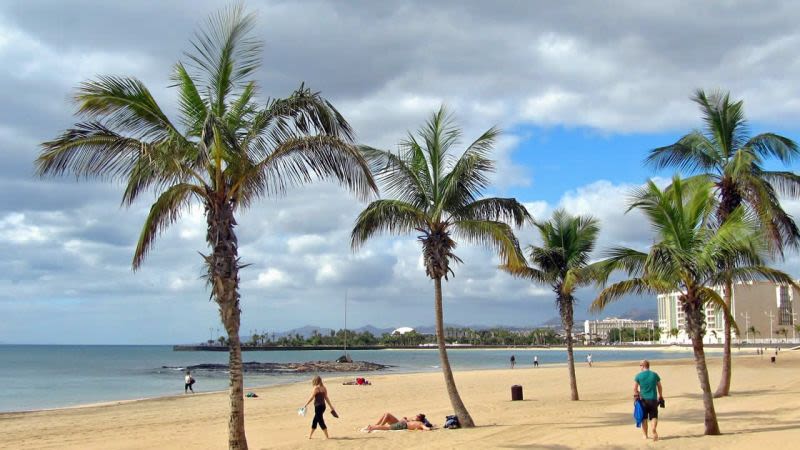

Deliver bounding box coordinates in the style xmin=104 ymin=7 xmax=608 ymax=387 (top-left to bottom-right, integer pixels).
xmin=511 ymin=384 xmax=523 ymax=401
xmin=771 ymin=356 xmax=776 ymax=363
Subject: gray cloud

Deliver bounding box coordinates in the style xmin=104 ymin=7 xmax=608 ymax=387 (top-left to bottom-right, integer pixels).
xmin=1 ymin=1 xmax=799 ymax=343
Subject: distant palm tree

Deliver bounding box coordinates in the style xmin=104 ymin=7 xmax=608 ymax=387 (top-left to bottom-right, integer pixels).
xmin=501 ymin=209 xmax=599 ymax=401
xmin=670 ymin=328 xmax=680 ymax=342
xmin=590 ymin=177 xmax=795 ymax=435
xmin=36 ymin=6 xmax=375 ymax=449
xmin=351 ymin=106 xmax=529 ymax=427
xmin=646 ymin=89 xmax=800 ymax=397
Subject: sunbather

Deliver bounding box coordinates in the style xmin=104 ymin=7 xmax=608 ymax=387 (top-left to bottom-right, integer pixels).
xmin=365 ymin=412 xmax=432 ymax=432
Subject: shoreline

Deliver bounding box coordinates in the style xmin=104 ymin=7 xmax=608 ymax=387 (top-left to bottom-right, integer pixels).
xmin=0 ymin=347 xmax=755 ymax=416
xmin=3 ymin=351 xmax=798 ymax=449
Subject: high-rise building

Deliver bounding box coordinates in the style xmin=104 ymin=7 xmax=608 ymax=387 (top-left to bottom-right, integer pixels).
xmin=656 ymin=281 xmax=800 ymax=344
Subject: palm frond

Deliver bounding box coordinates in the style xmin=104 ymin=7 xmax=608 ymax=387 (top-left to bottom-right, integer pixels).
xmin=746 ymin=133 xmax=799 ymax=163
xmin=235 ymin=135 xmax=377 ymax=204
xmin=452 ymin=219 xmax=525 ymax=267
xmin=645 ymin=131 xmax=719 ymax=172
xmin=360 ymin=145 xmax=430 ymax=208
xmin=499 ymin=263 xmax=552 ymax=284
xmin=171 ymin=62 xmax=208 ymax=136
xmin=350 ymin=200 xmax=426 ymax=249
xmin=591 ymin=278 xmax=657 ymax=313
xmin=133 ymin=183 xmax=204 ymax=269
xmin=450 ymin=197 xmax=531 ymax=228
xmin=439 ymin=126 xmax=498 ymax=209
xmin=75 ymin=76 xmax=183 ymax=141
xmin=36 ymin=122 xmax=145 ymax=180
xmin=185 ymin=3 xmax=261 ymax=116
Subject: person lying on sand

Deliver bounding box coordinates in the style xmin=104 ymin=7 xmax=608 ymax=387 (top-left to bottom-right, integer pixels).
xmin=365 ymin=412 xmax=432 ymax=432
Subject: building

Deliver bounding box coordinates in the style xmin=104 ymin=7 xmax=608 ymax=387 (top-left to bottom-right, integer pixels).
xmin=583 ymin=317 xmax=656 ymax=343
xmin=656 ymin=281 xmax=800 ymax=344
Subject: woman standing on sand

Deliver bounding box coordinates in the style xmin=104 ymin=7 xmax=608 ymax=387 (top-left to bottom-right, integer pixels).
xmin=304 ymin=375 xmax=337 ymax=439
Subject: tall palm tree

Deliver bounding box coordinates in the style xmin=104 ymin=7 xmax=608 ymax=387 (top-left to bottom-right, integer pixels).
xmin=351 ymin=106 xmax=530 ymax=427
xmin=646 ymin=89 xmax=800 ymax=397
xmin=590 ymin=177 xmax=795 ymax=435
xmin=501 ymin=209 xmax=599 ymax=400
xmin=35 ymin=6 xmax=375 ymax=449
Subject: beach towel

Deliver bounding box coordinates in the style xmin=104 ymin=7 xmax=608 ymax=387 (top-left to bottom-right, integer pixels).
xmin=633 ymin=399 xmax=645 ymax=428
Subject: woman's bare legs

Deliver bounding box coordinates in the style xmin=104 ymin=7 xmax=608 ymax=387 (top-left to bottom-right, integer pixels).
xmin=374 ymin=413 xmax=399 ymax=426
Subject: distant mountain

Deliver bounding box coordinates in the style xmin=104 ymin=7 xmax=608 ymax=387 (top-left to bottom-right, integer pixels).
xmin=619 ymin=308 xmax=657 ymax=321
xmin=353 ymin=325 xmax=395 ymax=336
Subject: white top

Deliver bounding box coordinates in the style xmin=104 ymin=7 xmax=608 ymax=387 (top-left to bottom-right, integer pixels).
xmin=185 ymin=374 xmax=193 ymax=383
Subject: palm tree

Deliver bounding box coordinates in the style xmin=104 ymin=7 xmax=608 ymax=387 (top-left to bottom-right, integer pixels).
xmin=748 ymin=325 xmax=760 ymax=342
xmin=670 ymin=328 xmax=680 ymax=342
xmin=646 ymin=89 xmax=800 ymax=397
xmin=501 ymin=209 xmax=599 ymax=401
xmin=590 ymin=176 xmax=795 ymax=435
xmin=35 ymin=6 xmax=375 ymax=449
xmin=351 ymin=106 xmax=530 ymax=427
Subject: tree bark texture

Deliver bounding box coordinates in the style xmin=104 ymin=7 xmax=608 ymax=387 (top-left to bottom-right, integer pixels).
xmin=714 ymin=280 xmax=733 ymax=398
xmin=683 ymin=296 xmax=721 ymax=435
xmin=434 ymin=277 xmax=475 ymax=427
xmin=206 ymin=192 xmax=248 ymax=450
xmin=560 ymin=292 xmax=579 ymax=401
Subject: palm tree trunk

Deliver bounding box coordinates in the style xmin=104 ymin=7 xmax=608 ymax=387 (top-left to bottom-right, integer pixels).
xmin=434 ymin=277 xmax=475 ymax=427
xmin=685 ymin=298 xmax=721 ymax=435
xmin=207 ymin=193 xmax=248 ymax=449
xmin=714 ymin=279 xmax=733 ymax=398
xmin=560 ymin=297 xmax=579 ymax=401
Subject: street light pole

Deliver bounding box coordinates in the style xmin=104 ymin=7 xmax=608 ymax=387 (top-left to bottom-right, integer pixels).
xmin=765 ymin=310 xmax=775 ymax=344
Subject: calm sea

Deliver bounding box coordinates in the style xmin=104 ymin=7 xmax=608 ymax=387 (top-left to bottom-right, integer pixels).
xmin=0 ymin=345 xmax=697 ymax=412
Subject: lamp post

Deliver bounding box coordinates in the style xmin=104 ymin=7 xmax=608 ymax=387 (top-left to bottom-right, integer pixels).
xmin=765 ymin=310 xmax=775 ymax=344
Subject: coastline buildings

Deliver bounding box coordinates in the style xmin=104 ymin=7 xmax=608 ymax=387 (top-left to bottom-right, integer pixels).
xmin=583 ymin=317 xmax=656 ymax=343
xmin=656 ymin=281 xmax=800 ymax=344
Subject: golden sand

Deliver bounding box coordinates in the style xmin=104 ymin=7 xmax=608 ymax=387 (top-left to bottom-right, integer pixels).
xmin=2 ymin=349 xmax=798 ymax=449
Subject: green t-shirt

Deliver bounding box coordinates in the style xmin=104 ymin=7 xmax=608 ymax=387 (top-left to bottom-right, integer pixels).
xmin=634 ymin=370 xmax=661 ymax=400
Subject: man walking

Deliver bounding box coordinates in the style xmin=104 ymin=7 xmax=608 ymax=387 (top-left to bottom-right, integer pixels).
xmin=634 ymin=360 xmax=663 ymax=441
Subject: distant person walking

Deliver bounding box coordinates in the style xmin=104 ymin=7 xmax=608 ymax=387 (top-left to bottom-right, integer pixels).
xmin=184 ymin=371 xmax=195 ymax=393
xmin=587 ymin=353 xmax=593 ymax=367
xmin=510 ymin=355 xmax=516 ymax=369
xmin=304 ymin=375 xmax=337 ymax=439
xmin=634 ymin=360 xmax=663 ymax=441
xmin=533 ymin=355 xmax=539 ymax=367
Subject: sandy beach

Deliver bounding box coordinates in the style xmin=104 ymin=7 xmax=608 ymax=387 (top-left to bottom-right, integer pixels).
xmin=2 ymin=350 xmax=798 ymax=449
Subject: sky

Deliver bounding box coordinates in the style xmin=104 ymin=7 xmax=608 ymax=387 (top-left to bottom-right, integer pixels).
xmin=1 ymin=0 xmax=800 ymax=344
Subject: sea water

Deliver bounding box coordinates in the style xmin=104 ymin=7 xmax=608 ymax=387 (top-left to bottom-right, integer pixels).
xmin=0 ymin=345 xmax=696 ymax=412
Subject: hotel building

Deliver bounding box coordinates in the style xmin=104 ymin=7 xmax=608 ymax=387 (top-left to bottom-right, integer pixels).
xmin=656 ymin=281 xmax=800 ymax=344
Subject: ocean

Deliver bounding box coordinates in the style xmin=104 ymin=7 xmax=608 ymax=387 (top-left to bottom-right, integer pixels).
xmin=0 ymin=345 xmax=698 ymax=413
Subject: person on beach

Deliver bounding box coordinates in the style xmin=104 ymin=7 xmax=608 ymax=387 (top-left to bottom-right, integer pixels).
xmin=304 ymin=375 xmax=337 ymax=439
xmin=533 ymin=355 xmax=539 ymax=367
xmin=510 ymin=355 xmax=516 ymax=369
xmin=587 ymin=353 xmax=593 ymax=367
xmin=634 ymin=360 xmax=663 ymax=441
xmin=184 ymin=371 xmax=195 ymax=393
xmin=365 ymin=413 xmax=432 ymax=432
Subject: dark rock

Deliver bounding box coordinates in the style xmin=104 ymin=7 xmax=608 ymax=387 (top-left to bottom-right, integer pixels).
xmin=163 ymin=360 xmax=390 ymax=374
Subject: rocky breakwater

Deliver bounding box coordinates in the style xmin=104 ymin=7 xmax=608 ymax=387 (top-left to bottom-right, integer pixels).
xmin=165 ymin=360 xmax=390 ymax=374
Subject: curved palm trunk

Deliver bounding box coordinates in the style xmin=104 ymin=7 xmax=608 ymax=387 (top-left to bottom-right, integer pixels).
xmin=560 ymin=295 xmax=579 ymax=401
xmin=207 ymin=193 xmax=248 ymax=450
xmin=684 ymin=297 xmax=721 ymax=435
xmin=434 ymin=277 xmax=475 ymax=427
xmin=714 ymin=280 xmax=733 ymax=398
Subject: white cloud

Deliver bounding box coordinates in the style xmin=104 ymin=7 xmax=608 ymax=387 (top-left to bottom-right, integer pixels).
xmin=255 ymin=268 xmax=290 ymax=287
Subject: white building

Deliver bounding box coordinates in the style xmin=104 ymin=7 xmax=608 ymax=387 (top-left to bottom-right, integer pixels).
xmin=656 ymin=281 xmax=799 ymax=344
xmin=583 ymin=317 xmax=656 ymax=343
xmin=392 ymin=327 xmax=415 ymax=335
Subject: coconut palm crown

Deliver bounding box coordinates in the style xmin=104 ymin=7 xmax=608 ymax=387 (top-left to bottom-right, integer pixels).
xmin=351 ymin=106 xmax=530 ymax=427
xmin=590 ymin=176 xmax=796 ymax=435
xmin=645 ymin=89 xmax=800 ymax=397
xmin=36 ymin=6 xmax=376 ymax=450
xmin=501 ymin=209 xmax=599 ymax=401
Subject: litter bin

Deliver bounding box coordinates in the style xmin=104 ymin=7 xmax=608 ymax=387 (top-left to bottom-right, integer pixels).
xmin=771 ymin=356 xmax=776 ymax=363
xmin=511 ymin=384 xmax=523 ymax=401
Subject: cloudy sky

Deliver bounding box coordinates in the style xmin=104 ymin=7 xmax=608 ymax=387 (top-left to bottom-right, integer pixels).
xmin=2 ymin=1 xmax=799 ymax=344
